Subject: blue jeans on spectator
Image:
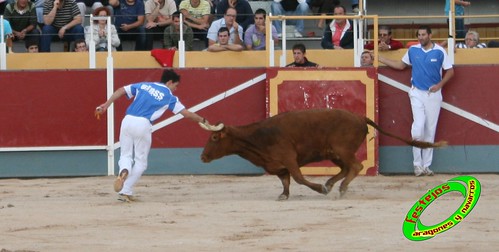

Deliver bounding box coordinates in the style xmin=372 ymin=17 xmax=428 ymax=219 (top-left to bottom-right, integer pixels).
xmin=40 ymin=25 xmax=85 ymax=52
xmin=116 ymin=26 xmax=146 ymax=51
xmin=446 ymin=18 xmax=465 ymax=39
xmin=271 ymin=2 xmax=309 ymax=34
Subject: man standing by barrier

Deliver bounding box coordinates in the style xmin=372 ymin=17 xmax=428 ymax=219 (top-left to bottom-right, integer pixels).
xmin=379 ymin=25 xmax=454 ymax=177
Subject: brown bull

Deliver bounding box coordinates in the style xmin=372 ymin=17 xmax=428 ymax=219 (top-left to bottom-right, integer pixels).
xmin=200 ymin=108 xmax=446 ymax=200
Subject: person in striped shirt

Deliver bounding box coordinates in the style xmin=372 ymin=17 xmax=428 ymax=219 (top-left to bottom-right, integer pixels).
xmin=455 ymin=30 xmax=487 ymax=49
xmin=41 ymin=0 xmax=84 ymax=52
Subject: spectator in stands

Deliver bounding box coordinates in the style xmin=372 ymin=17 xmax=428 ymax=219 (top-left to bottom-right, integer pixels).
xmin=244 ymin=8 xmax=278 ymax=51
xmin=179 ymin=0 xmax=211 ymax=47
xmin=360 ymin=51 xmax=373 ymax=66
xmin=455 ymin=30 xmax=486 ymax=49
xmin=4 ymin=0 xmax=41 ymax=44
xmin=1 ymin=18 xmax=15 ymax=53
xmin=307 ymin=0 xmax=339 ymax=29
xmin=216 ymin=0 xmax=253 ymax=31
xmin=25 ymin=37 xmax=40 ymax=52
xmin=321 ymin=5 xmax=353 ymax=50
xmin=207 ymin=26 xmax=242 ymax=51
xmin=445 ymin=0 xmax=470 ymax=39
xmin=364 ymin=25 xmax=403 ymax=51
xmin=207 ymin=7 xmax=242 ymax=46
xmin=163 ymin=11 xmax=194 ymax=50
xmin=286 ymin=43 xmax=318 ymax=67
xmin=110 ymin=0 xmax=146 ymax=51
xmin=74 ymin=37 xmax=88 ymax=51
xmin=144 ymin=0 xmax=177 ymax=50
xmin=84 ymin=6 xmax=120 ymax=51
xmin=41 ymin=0 xmax=84 ymax=52
xmin=271 ymin=0 xmax=309 ymax=38
xmin=76 ymin=0 xmax=107 ymax=24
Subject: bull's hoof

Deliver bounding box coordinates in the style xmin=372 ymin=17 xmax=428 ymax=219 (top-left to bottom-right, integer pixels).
xmin=277 ymin=194 xmax=289 ymax=201
xmin=321 ymin=184 xmax=329 ymax=195
xmin=339 ymin=189 xmax=347 ymax=198
xmin=325 ymin=185 xmax=334 ymax=195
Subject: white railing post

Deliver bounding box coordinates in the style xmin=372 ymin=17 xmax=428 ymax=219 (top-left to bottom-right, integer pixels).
xmin=179 ymin=13 xmax=185 ymax=68
xmin=89 ymin=14 xmax=96 ymax=68
xmin=106 ymin=16 xmax=115 ymax=176
xmin=1 ymin=15 xmax=7 ymax=70
xmin=280 ymin=18 xmax=286 ymax=67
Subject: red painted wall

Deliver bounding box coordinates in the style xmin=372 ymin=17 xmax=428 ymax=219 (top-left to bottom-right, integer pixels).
xmin=0 ymin=69 xmax=266 ymax=148
xmin=378 ymin=66 xmax=499 ymax=146
xmin=2 ymin=66 xmax=497 ymax=150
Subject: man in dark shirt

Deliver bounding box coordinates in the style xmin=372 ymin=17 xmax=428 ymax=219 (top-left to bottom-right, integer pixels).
xmin=286 ymin=43 xmax=319 ymax=67
xmin=110 ymin=0 xmax=146 ymax=51
xmin=4 ymin=0 xmax=40 ymax=43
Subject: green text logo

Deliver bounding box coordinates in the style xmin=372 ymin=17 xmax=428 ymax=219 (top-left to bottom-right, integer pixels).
xmin=402 ymin=175 xmax=481 ymax=241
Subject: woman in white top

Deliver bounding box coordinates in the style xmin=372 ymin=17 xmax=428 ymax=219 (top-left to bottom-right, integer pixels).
xmin=84 ymin=6 xmax=121 ymax=51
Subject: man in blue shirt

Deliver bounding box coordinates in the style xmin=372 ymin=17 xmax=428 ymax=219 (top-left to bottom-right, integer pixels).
xmin=95 ymin=70 xmax=221 ymax=202
xmin=379 ymin=25 xmax=454 ymax=177
xmin=109 ymin=0 xmax=146 ymax=51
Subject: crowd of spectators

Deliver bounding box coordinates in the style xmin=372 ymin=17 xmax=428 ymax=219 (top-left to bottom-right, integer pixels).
xmin=0 ymin=0 xmax=498 ymax=53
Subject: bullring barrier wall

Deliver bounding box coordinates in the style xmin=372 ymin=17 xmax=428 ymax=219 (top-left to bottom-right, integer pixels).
xmin=1 ymin=61 xmax=498 ymax=177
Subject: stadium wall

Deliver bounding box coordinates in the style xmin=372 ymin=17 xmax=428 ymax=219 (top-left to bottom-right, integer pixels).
xmin=0 ymin=65 xmax=498 ymax=177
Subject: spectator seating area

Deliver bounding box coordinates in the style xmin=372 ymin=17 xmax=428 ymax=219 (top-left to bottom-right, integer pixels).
xmin=4 ymin=0 xmax=499 ymax=52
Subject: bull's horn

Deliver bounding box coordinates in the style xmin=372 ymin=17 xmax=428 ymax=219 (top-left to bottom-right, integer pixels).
xmin=199 ymin=122 xmax=224 ymax=131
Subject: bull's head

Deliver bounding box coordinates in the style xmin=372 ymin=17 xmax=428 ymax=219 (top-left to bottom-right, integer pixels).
xmin=199 ymin=123 xmax=232 ymax=163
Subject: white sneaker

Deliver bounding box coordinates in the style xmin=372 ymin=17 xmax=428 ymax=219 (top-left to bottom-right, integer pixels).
xmin=414 ymin=166 xmax=424 ymax=177
xmin=293 ymin=30 xmax=303 ymax=38
xmin=423 ymin=167 xmax=434 ymax=176
xmin=277 ymin=33 xmax=282 ymax=38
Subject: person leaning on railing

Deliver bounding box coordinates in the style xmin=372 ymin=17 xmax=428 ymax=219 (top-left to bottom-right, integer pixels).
xmin=206 ymin=7 xmax=242 ymax=47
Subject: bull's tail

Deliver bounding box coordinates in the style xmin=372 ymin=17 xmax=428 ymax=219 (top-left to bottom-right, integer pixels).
xmin=365 ymin=118 xmax=447 ymax=149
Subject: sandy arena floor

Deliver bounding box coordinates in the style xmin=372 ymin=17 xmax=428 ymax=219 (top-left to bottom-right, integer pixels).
xmin=0 ymin=174 xmax=498 ymax=251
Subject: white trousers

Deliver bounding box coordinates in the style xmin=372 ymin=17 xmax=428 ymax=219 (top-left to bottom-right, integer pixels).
xmin=409 ymin=86 xmax=442 ymax=168
xmin=118 ymin=115 xmax=152 ymax=195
